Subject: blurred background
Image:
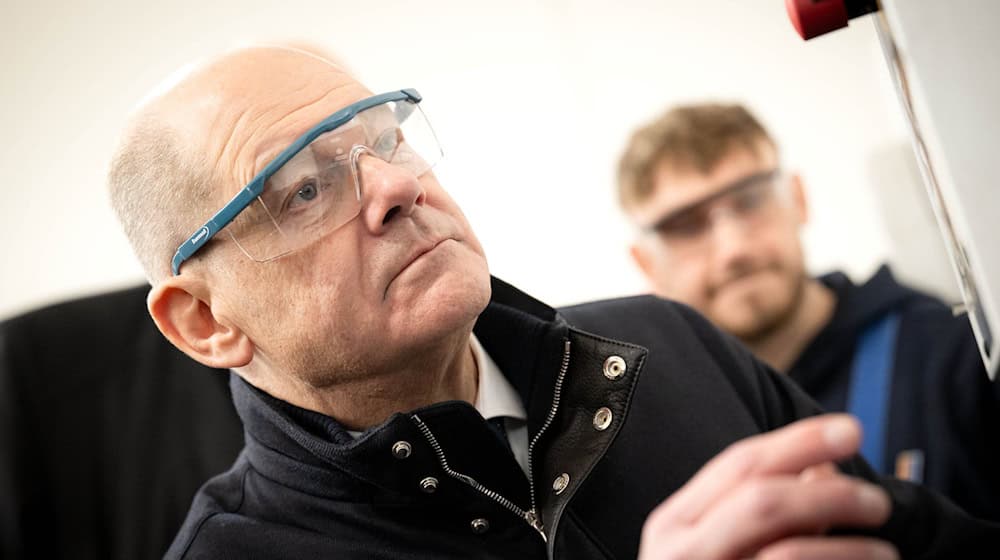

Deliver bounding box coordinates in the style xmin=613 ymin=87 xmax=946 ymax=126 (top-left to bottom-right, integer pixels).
xmin=0 ymin=0 xmax=959 ymax=319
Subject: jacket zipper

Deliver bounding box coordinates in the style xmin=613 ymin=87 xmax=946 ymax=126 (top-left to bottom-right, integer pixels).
xmin=410 ymin=338 xmax=573 ymax=545
xmin=412 ymin=414 xmax=545 ymax=540
xmin=526 ymin=338 xmax=572 ymax=541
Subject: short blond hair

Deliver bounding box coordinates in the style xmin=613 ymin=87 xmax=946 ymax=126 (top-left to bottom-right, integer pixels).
xmin=616 ymin=103 xmax=776 ymax=210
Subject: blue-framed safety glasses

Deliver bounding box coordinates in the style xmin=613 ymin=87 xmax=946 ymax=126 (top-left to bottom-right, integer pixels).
xmin=171 ymin=88 xmax=441 ymax=275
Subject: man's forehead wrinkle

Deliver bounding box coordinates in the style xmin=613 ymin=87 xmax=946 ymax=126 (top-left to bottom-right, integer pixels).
xmin=226 ymin=101 xmax=285 ymax=187
xmin=191 ymin=102 xmax=239 ymax=199
xmin=245 ymin=82 xmax=368 ymax=180
xmin=207 ymin=79 xmax=357 ymax=193
xmin=144 ymin=46 xmax=369 ymax=203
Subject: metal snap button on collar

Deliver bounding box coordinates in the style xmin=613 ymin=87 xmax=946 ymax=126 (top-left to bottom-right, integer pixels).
xmin=603 ymin=356 xmax=626 ymax=380
xmin=593 ymin=407 xmax=613 ymax=431
xmin=552 ymin=473 xmax=570 ymax=495
xmin=392 ymin=441 xmax=412 ymax=459
xmin=471 ymin=518 xmax=490 ymax=534
xmin=420 ymin=476 xmax=439 ymax=493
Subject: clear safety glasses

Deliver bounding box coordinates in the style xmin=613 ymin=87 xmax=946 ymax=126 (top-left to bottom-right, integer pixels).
xmin=171 ymin=89 xmax=441 ymax=275
xmin=643 ymin=169 xmax=790 ymax=254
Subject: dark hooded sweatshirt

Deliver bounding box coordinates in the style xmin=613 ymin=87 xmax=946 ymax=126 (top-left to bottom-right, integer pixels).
xmin=789 ymin=264 xmax=1000 ymax=521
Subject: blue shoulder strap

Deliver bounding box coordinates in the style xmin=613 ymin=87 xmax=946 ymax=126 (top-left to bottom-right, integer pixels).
xmin=846 ymin=312 xmax=901 ymax=474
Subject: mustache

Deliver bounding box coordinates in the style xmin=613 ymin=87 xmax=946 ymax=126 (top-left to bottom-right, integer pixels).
xmin=709 ymin=260 xmax=782 ymax=296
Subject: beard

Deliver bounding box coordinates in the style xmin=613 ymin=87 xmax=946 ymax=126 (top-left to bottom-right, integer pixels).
xmin=706 ymin=260 xmax=808 ymax=343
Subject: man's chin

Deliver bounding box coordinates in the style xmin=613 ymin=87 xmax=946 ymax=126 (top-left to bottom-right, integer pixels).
xmin=387 ymin=265 xmax=490 ymax=335
xmin=719 ymin=318 xmax=772 ymax=341
xmin=709 ymin=274 xmax=801 ymax=338
xmin=711 ymin=302 xmax=787 ymax=342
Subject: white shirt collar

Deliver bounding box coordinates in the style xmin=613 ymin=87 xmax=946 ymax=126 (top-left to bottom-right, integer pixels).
xmin=471 ymin=333 xmax=527 ymax=423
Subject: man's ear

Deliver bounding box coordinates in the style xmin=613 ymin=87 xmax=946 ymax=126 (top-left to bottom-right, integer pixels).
xmin=789 ymin=172 xmax=809 ymax=225
xmin=147 ymin=277 xmax=254 ymax=369
xmin=630 ymin=241 xmax=658 ymax=290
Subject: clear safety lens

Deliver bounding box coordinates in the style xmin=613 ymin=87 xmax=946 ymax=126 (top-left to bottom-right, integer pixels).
xmin=227 ymin=99 xmax=441 ymax=262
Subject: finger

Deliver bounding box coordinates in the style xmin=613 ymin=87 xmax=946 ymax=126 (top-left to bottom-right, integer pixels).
xmin=798 ymin=462 xmax=842 ymax=535
xmin=655 ymin=414 xmax=862 ymax=525
xmin=757 ymin=536 xmax=899 ymax=560
xmin=800 ymin=462 xmax=839 ymax=483
xmin=697 ymin=476 xmax=891 ymax=559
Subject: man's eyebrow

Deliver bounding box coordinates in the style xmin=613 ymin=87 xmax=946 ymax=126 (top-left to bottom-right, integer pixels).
xmin=647 ymin=169 xmax=777 ymax=231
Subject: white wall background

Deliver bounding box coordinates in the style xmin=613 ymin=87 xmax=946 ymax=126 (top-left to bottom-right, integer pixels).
xmin=0 ymin=0 xmax=958 ymax=320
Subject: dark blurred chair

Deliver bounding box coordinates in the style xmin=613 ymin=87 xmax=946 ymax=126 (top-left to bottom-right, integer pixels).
xmin=0 ymin=284 xmax=244 ymax=559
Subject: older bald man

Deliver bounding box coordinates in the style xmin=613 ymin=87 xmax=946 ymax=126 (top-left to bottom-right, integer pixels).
xmin=107 ymin=46 xmax=997 ymax=559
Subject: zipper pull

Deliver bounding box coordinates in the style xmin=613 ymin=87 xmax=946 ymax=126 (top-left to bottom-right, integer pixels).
xmin=525 ymin=508 xmax=547 ymax=542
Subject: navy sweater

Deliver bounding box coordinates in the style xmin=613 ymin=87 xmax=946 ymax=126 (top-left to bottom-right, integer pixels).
xmin=789 ymin=265 xmax=1000 ymax=520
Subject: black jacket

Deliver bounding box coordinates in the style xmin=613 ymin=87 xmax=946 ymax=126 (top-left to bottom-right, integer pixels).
xmin=168 ymin=278 xmax=999 ymax=559
xmin=0 ymin=286 xmax=245 ymax=560
xmin=790 ymin=265 xmax=1000 ymax=520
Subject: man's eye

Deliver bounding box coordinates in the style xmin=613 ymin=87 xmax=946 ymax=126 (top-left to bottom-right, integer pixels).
xmin=733 ymin=184 xmax=769 ymax=212
xmin=373 ymin=129 xmax=400 ymax=157
xmin=290 ymin=180 xmax=319 ymax=207
xmin=659 ymin=214 xmax=705 ymax=238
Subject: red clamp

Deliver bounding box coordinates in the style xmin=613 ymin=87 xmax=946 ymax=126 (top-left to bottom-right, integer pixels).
xmin=785 ymin=0 xmax=879 ymax=40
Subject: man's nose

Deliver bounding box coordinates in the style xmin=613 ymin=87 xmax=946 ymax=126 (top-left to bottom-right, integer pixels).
xmin=355 ymin=150 xmax=426 ymax=233
xmin=707 ymin=206 xmax=752 ymax=261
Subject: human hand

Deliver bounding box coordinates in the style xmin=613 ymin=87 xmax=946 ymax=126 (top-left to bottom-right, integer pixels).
xmin=638 ymin=414 xmax=898 ymax=559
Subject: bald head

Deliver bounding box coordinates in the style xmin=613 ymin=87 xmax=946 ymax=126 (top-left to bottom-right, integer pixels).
xmin=117 ymin=45 xmax=491 ymax=412
xmin=109 ymin=46 xmax=366 ymax=282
